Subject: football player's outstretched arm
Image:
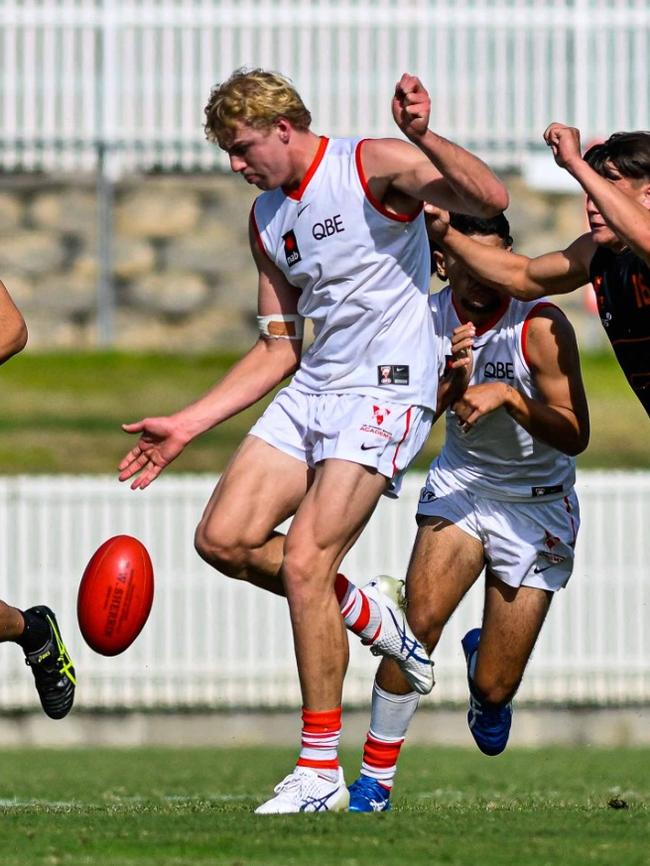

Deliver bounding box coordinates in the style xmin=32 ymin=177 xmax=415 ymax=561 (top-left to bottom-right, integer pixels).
xmin=119 ymin=218 xmax=303 ymax=489
xmin=544 ymin=123 xmax=650 ymax=266
xmin=0 ymin=279 xmax=28 ymax=363
xmin=426 ymin=204 xmax=594 ymax=301
xmin=453 ymin=307 xmax=590 ymax=455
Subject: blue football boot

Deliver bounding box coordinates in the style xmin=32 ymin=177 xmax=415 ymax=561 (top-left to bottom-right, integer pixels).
xmin=348 ymin=776 xmax=392 ymax=812
xmin=461 ymin=628 xmax=512 ymax=756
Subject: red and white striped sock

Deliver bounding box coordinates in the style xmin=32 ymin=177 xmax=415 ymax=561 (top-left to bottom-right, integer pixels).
xmin=334 ymin=573 xmax=381 ymax=643
xmin=358 ymin=682 xmax=421 ymax=790
xmin=360 ymin=731 xmax=404 ymax=790
xmin=296 ymin=706 xmax=342 ymax=782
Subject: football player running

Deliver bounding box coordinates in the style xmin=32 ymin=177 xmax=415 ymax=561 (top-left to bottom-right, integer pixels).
xmin=348 ymin=211 xmax=590 ymax=812
xmin=118 ymin=68 xmax=507 ymax=813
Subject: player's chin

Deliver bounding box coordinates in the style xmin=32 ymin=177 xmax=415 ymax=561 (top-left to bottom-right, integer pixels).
xmin=590 ymin=226 xmax=617 ymax=247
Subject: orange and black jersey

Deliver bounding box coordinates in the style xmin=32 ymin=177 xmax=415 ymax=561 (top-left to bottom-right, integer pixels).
xmin=590 ymin=246 xmax=650 ymax=416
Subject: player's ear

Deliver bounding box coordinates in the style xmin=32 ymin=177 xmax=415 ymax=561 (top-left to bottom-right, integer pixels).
xmin=641 ymin=179 xmax=650 ymax=208
xmin=275 ymin=118 xmax=291 ymax=144
xmin=432 ymin=249 xmax=447 ymax=280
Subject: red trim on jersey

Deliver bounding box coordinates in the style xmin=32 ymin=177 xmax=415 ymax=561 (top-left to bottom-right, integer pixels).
xmin=451 ymin=294 xmax=510 ymax=335
xmin=355 ymin=139 xmax=423 ymax=223
xmin=284 ymin=135 xmax=329 ymax=200
xmin=391 ymin=407 xmax=413 ymax=477
xmin=521 ymin=301 xmax=562 ymax=368
xmin=249 ymin=205 xmax=270 ymax=259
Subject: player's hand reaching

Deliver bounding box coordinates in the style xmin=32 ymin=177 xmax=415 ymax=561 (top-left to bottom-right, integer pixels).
xmin=118 ymin=416 xmax=190 ymax=490
xmin=543 ymin=123 xmax=582 ymax=171
xmin=392 ymin=73 xmax=431 ymax=140
xmin=424 ymin=203 xmax=451 ymax=242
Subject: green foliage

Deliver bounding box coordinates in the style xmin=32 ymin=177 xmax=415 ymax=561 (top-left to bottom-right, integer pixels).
xmin=0 ymin=347 xmax=646 ymax=474
xmin=0 ymin=746 xmax=648 ymax=865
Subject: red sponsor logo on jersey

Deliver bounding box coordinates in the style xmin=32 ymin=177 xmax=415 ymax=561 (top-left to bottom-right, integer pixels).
xmin=282 ymin=229 xmax=302 ymax=267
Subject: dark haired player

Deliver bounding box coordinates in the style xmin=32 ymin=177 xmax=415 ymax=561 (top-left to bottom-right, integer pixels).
xmin=426 ymin=125 xmax=650 ymax=415
xmin=348 ymin=212 xmax=590 ymax=812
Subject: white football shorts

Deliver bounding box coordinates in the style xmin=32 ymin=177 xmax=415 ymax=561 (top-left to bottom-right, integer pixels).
xmin=249 ymin=385 xmax=433 ymax=498
xmin=417 ymin=467 xmax=580 ymax=592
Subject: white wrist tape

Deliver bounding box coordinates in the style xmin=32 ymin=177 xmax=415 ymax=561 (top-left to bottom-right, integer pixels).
xmin=257 ymin=314 xmax=304 ymax=340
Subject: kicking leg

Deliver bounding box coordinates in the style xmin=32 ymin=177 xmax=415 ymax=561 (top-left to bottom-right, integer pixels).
xmin=194 ymin=435 xmax=312 ymax=595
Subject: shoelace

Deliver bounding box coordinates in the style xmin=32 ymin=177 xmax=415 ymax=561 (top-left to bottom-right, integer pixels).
xmin=469 ymin=694 xmax=509 ymax=723
xmin=273 ymin=771 xmax=307 ymax=795
xmin=45 ymin=614 xmax=77 ymax=685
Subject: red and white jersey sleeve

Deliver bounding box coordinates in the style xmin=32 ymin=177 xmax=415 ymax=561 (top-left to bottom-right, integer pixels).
xmin=428 ymin=286 xmax=576 ymax=500
xmin=251 ymin=136 xmax=439 ymax=410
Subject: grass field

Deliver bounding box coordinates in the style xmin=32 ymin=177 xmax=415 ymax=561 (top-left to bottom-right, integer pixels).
xmin=0 ymin=745 xmax=648 ymax=865
xmin=0 ymin=346 xmax=647 ymax=475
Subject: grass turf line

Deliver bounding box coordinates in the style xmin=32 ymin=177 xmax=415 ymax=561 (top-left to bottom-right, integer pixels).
xmin=0 ymin=746 xmax=648 ymax=865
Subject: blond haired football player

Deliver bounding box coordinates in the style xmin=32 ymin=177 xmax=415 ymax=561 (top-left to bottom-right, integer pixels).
xmin=118 ymin=67 xmax=508 ymax=813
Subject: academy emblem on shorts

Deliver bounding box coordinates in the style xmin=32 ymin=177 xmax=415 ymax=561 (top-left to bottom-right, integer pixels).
xmin=282 ymin=229 xmax=302 ymax=267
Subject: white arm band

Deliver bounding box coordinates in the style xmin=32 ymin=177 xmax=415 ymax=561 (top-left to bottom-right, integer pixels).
xmin=257 ymin=314 xmax=304 ymax=340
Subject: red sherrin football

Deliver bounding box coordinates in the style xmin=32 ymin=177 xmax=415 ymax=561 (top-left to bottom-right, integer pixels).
xmin=77 ymin=535 xmax=154 ymax=656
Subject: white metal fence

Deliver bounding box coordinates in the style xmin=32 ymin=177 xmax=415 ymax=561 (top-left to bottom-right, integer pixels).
xmin=0 ymin=0 xmax=648 ymax=175
xmin=0 ymin=470 xmax=648 ymax=711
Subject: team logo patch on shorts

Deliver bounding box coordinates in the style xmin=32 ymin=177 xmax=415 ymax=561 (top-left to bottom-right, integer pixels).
xmin=360 ymin=405 xmax=392 ymax=441
xmin=378 ymin=365 xmax=409 ymax=385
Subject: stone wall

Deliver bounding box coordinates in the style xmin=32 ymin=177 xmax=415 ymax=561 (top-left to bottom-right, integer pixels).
xmin=0 ymin=171 xmax=604 ymax=351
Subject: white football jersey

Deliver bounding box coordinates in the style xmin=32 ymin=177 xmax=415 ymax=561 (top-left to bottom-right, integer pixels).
xmin=251 ymin=136 xmax=441 ymax=409
xmin=428 ymin=286 xmax=576 ymax=500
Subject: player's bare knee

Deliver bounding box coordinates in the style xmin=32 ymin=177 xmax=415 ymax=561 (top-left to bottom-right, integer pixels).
xmin=473 ymin=672 xmax=520 ymax=706
xmin=281 ymin=549 xmax=329 ymax=602
xmin=194 ymin=523 xmax=249 ymax=577
xmin=405 ymin=609 xmax=443 ymax=653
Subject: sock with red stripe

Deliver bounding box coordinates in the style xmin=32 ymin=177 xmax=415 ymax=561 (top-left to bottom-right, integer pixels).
xmin=359 ymin=682 xmax=420 ymax=790
xmin=297 ymin=706 xmax=342 ymax=783
xmin=335 ymin=573 xmax=381 ymax=643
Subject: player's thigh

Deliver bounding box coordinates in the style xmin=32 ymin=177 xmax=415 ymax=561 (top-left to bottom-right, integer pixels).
xmin=198 ymin=434 xmax=311 ymax=548
xmin=405 ymin=516 xmax=485 ymax=646
xmin=285 ymin=458 xmax=389 ymax=576
xmin=477 ymin=571 xmax=552 ymax=685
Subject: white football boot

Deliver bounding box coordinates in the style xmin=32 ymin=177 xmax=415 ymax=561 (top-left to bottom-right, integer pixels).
xmin=254 ymin=766 xmax=349 ymax=814
xmin=361 ymin=575 xmax=434 ymax=695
